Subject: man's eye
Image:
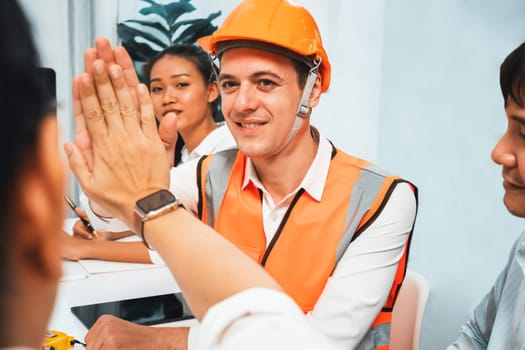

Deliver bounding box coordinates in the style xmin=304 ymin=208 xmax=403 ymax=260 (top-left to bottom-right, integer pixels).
xmin=221 ymin=81 xmax=237 ymax=90
xmin=259 ymin=79 xmax=275 ymax=87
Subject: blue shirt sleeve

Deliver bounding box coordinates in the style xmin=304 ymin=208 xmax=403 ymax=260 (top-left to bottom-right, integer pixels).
xmin=447 ymin=232 xmax=524 ymax=349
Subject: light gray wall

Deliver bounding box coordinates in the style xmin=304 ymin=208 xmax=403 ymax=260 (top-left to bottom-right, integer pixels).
xmin=19 ymin=0 xmax=72 ymax=151
xmin=19 ymin=0 xmax=119 ymax=200
xmin=379 ymin=1 xmax=525 ymax=349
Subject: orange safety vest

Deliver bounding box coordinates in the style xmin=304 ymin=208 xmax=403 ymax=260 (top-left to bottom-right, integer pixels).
xmin=196 ymin=147 xmax=417 ymax=350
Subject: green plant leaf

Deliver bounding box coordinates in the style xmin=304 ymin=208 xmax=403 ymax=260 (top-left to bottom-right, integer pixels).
xmin=122 ymin=40 xmax=159 ymax=62
xmin=117 ymin=23 xmax=144 ymax=44
xmin=138 ymin=0 xmax=196 ymax=28
xmin=117 ymin=22 xmax=168 ymax=49
xmin=117 ymin=0 xmax=222 ymax=83
xmin=169 ymin=11 xmax=220 ymax=38
xmin=170 ymin=19 xmax=218 ymax=44
xmin=124 ymin=19 xmax=171 ymax=42
xmin=138 ymin=0 xmax=169 ymax=22
xmin=165 ymin=1 xmax=196 ymax=27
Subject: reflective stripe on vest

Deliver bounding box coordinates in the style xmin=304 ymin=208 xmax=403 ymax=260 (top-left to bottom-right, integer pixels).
xmin=196 ymin=147 xmax=417 ymax=350
xmin=336 ymin=165 xmax=395 ymax=265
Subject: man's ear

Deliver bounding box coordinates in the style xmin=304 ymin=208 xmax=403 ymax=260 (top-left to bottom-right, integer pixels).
xmin=15 ymin=115 xmax=64 ymax=281
xmin=308 ymin=74 xmax=322 ymax=108
xmin=207 ymin=82 xmax=220 ymax=104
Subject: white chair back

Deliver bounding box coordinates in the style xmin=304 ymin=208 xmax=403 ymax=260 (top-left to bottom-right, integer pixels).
xmin=390 ymin=270 xmax=430 ymax=350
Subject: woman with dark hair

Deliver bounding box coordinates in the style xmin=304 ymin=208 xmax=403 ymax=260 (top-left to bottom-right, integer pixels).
xmin=144 ymin=44 xmax=234 ymax=166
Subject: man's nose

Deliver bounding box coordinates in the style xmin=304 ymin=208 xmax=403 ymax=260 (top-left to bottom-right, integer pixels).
xmin=491 ymin=132 xmax=516 ymax=167
xmin=233 ymin=84 xmax=257 ymax=113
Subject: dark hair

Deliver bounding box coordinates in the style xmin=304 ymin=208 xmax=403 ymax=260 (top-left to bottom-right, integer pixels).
xmin=143 ymin=44 xmax=223 ymax=165
xmin=500 ymin=42 xmax=525 ymax=107
xmin=0 ymin=0 xmax=54 ymax=334
xmin=291 ymin=59 xmax=310 ymax=89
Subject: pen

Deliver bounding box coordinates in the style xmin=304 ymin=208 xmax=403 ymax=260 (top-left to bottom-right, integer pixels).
xmin=64 ymin=195 xmax=99 ymax=239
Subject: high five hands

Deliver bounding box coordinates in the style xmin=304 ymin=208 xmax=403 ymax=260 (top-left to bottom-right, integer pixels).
xmin=66 ymin=55 xmax=169 ymax=231
xmin=73 ymin=37 xmax=179 ymax=171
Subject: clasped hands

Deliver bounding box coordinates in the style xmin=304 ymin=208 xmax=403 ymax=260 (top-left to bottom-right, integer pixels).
xmin=65 ymin=38 xmax=175 ymax=232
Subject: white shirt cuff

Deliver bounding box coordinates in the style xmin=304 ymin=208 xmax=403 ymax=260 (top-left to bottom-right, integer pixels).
xmin=80 ymin=192 xmax=130 ymax=232
xmin=148 ymin=249 xmax=167 ymax=266
xmin=197 ymin=288 xmax=337 ymax=350
xmin=187 ymin=323 xmax=201 ymax=350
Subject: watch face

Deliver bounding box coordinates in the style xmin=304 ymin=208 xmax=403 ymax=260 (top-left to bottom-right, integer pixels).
xmin=136 ymin=189 xmax=176 ymax=213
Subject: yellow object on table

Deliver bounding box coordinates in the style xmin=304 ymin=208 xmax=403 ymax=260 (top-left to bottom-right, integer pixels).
xmin=42 ymin=330 xmax=76 ymax=350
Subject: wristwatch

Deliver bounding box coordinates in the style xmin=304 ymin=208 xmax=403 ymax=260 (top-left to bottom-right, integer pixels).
xmin=134 ymin=189 xmax=182 ymax=249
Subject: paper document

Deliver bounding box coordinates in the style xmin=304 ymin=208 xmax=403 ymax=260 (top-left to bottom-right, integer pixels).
xmin=77 ymin=258 xmax=162 ymax=274
xmin=61 ymin=261 xmax=88 ymax=281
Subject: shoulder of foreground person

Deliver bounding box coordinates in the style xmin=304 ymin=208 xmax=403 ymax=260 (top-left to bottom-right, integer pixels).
xmin=198 ymin=288 xmax=343 ymax=350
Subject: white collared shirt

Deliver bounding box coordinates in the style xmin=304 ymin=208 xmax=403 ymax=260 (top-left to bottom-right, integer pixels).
xmin=240 ymin=136 xmax=331 ymax=243
xmin=85 ymin=130 xmax=417 ymax=349
xmin=180 ymin=123 xmax=235 ymax=163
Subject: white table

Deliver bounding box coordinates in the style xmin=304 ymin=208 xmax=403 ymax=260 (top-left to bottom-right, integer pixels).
xmin=48 ymin=219 xmax=197 ymax=342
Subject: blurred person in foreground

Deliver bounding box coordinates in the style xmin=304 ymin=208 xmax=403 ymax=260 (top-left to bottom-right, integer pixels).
xmin=0 ymin=0 xmax=63 ymax=348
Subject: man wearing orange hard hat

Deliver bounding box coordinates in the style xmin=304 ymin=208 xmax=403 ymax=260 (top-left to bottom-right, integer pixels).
xmin=78 ymin=0 xmax=418 ymax=349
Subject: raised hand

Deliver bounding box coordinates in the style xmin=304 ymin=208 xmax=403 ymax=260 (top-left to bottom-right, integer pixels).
xmin=90 ymin=38 xmax=179 ymax=167
xmin=74 ymin=38 xmax=141 ymax=172
xmin=85 ymin=38 xmax=140 ymax=89
xmin=75 ymin=37 xmax=177 ymax=170
xmin=66 ymin=60 xmax=169 ymax=230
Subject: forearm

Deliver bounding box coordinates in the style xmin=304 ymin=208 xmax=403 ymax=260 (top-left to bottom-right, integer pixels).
xmin=94 ymin=241 xmax=151 ymax=263
xmin=104 ymin=230 xmax=134 ymax=240
xmin=71 ymin=240 xmax=151 ymax=263
xmin=144 ymin=207 xmax=283 ymax=321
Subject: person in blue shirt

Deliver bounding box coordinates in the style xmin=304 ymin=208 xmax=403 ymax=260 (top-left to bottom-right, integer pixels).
xmin=448 ymin=41 xmax=525 ymax=349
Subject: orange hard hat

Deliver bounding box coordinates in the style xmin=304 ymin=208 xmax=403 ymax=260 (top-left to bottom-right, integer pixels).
xmin=198 ymin=0 xmax=331 ymax=92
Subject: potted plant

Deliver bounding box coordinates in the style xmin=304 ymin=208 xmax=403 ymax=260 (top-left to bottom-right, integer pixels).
xmin=117 ymin=0 xmax=221 ymax=82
